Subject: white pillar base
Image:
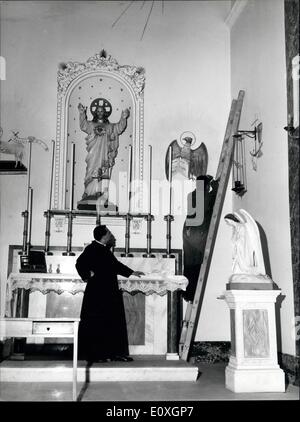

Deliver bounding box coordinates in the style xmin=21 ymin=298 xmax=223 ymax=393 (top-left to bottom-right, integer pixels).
xmin=225 ymin=365 xmax=286 ymax=393
xmin=166 ymin=353 xmax=180 ymax=360
xmin=224 ymin=288 xmax=287 ymax=393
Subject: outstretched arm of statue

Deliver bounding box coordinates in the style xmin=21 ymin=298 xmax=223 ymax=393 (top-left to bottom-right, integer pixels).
xmin=78 ymin=103 xmax=89 ymax=134
xmin=115 ymin=108 xmax=130 ymax=134
xmin=121 ymin=108 xmax=130 ymax=119
xmin=78 ymin=103 xmax=86 ymax=113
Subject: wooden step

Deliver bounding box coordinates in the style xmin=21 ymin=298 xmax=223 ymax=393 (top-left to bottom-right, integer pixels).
xmin=0 ymin=355 xmax=199 ymax=382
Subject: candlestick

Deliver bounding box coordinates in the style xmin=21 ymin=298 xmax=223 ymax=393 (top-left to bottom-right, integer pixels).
xmin=168 ymin=146 xmax=172 ymax=215
xmin=62 ymin=212 xmax=75 ymax=256
xmin=48 ymin=140 xmax=55 ymax=210
xmin=69 ymin=143 xmax=75 ymax=210
xmin=26 ymin=139 xmax=33 ymax=211
xmin=148 ymin=145 xmax=152 ymax=214
xmin=26 ymin=187 xmax=33 ymax=255
xmin=127 ymin=144 xmax=132 ymax=214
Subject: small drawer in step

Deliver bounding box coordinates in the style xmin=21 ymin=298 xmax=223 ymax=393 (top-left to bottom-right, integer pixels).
xmin=32 ymin=322 xmax=74 ymax=335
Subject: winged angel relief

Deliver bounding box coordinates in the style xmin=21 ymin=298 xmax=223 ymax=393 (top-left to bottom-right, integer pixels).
xmin=165 ymin=132 xmax=208 ymax=180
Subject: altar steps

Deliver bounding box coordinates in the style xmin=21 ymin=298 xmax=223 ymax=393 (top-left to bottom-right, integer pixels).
xmin=0 ymin=355 xmax=199 ymax=382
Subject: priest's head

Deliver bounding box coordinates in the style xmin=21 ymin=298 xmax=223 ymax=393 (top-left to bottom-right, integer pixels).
xmin=94 ymin=225 xmax=116 ymax=248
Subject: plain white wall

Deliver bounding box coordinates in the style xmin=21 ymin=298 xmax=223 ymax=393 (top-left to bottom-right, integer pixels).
xmin=230 ymin=0 xmax=295 ymax=356
xmin=0 ymin=0 xmax=232 ymax=340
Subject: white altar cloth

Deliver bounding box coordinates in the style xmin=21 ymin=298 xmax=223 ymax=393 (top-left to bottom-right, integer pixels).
xmin=6 ymin=272 xmax=188 ymax=316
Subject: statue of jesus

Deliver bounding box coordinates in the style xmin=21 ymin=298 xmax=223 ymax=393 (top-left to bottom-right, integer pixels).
xmin=77 ymin=98 xmax=130 ymax=210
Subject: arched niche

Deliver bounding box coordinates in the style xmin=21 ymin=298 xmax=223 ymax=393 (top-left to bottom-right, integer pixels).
xmin=53 ymin=51 xmax=145 ymax=212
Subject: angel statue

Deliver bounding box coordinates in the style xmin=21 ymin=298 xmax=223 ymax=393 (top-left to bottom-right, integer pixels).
xmin=165 ymin=132 xmax=208 ymax=181
xmin=224 ymin=209 xmax=272 ymax=284
xmin=77 ymin=98 xmax=130 ymax=210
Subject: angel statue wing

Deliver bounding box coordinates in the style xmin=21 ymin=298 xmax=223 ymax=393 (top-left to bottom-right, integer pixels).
xmin=165 ymin=140 xmax=182 ymax=181
xmin=190 ymin=142 xmax=208 ymax=179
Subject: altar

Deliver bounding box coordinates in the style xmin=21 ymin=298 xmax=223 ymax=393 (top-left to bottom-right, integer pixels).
xmin=5 ymin=253 xmax=188 ymax=359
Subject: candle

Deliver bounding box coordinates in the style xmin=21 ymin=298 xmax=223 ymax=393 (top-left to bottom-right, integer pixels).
xmin=69 ymin=143 xmax=75 ymax=210
xmin=148 ymin=145 xmax=152 ymax=214
xmin=168 ymin=146 xmax=172 ymax=215
xmin=127 ymin=144 xmax=132 ymax=213
xmin=48 ymin=140 xmax=55 ymax=210
xmin=26 ymin=139 xmax=33 ymax=211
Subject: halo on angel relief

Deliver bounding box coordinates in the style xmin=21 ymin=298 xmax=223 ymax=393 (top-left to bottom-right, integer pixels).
xmin=53 ymin=50 xmax=145 ymax=213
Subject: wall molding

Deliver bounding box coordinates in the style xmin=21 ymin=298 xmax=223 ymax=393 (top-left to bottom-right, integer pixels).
xmin=225 ymin=0 xmax=248 ymax=28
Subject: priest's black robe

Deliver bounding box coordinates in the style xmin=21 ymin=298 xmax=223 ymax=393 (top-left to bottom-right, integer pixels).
xmin=76 ymin=241 xmax=133 ymax=361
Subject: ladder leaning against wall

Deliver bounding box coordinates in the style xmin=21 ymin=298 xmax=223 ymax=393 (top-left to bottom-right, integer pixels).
xmin=179 ymin=90 xmax=245 ymax=361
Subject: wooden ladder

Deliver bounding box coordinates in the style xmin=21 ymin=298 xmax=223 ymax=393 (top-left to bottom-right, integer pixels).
xmin=179 ymin=90 xmax=245 ymax=361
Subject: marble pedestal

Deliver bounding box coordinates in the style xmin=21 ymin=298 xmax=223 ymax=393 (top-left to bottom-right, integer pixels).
xmin=224 ymin=289 xmax=285 ymax=393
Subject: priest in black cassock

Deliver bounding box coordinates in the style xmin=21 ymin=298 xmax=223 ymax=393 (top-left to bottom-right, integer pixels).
xmin=76 ymin=225 xmax=144 ymax=363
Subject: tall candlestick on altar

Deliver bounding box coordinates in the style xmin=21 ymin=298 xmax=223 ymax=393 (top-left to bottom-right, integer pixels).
xmin=168 ymin=145 xmax=172 ymax=215
xmin=69 ymin=143 xmax=75 ymax=210
xmin=26 ymin=139 xmax=33 ymax=211
xmin=127 ymin=144 xmax=132 ymax=213
xmin=26 ymin=187 xmax=33 ymax=255
xmin=148 ymin=145 xmax=152 ymax=214
xmin=48 ymin=140 xmax=55 ymax=210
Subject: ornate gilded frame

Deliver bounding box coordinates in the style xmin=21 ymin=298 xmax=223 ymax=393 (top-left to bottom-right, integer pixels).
xmin=53 ymin=51 xmax=145 ymax=210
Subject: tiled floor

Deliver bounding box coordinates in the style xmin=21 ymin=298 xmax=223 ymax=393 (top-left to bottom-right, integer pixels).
xmin=0 ymin=361 xmax=298 ymax=401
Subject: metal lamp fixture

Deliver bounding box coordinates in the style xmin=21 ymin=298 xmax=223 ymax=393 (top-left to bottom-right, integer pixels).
xmin=232 ymin=133 xmax=247 ymax=196
xmin=284 ymin=114 xmax=299 ymax=140
xmin=232 ymin=122 xmax=263 ymax=195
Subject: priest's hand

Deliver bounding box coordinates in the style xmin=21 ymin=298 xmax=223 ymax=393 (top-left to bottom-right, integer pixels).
xmin=131 ymin=271 xmax=145 ymax=278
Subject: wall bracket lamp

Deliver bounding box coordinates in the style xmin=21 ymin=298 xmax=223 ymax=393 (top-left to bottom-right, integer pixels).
xmin=232 ymin=133 xmax=247 ymax=196
xmin=284 ymin=115 xmax=299 ymax=140
xmin=237 ymin=122 xmax=263 ymax=171
xmin=237 ymin=122 xmax=263 ymax=144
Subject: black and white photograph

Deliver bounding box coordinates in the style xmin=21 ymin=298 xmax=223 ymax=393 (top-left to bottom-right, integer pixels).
xmin=0 ymin=0 xmax=299 ymax=410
